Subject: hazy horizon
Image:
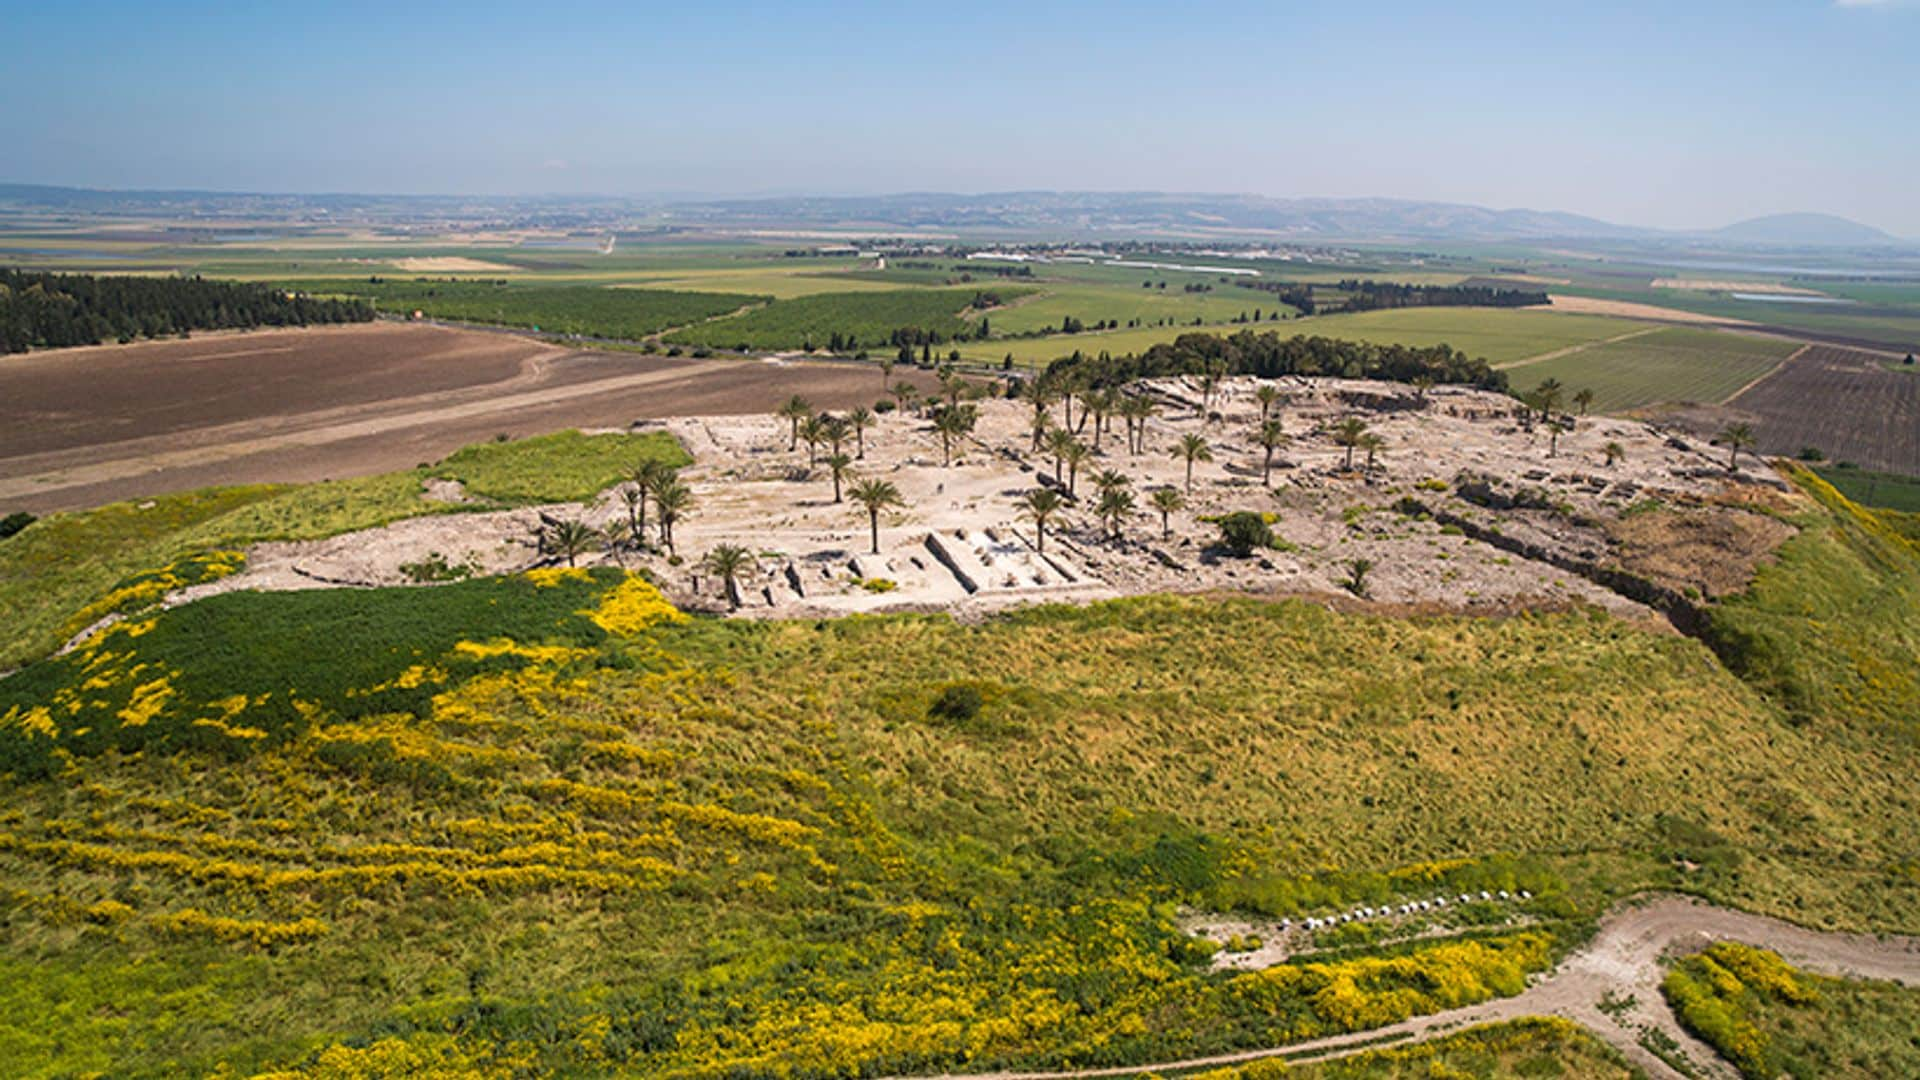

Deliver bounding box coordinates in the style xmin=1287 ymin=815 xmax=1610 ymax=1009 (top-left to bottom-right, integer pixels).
xmin=5 ymin=0 xmax=1917 ymax=234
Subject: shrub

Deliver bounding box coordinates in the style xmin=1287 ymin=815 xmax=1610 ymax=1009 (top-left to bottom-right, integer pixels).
xmin=927 ymin=682 xmax=986 ymax=726
xmin=0 ymin=511 xmax=34 ymax=540
xmin=1216 ymin=512 xmax=1275 ymax=556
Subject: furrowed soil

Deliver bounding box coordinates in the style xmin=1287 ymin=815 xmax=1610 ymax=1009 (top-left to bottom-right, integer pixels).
xmin=0 ymin=323 xmax=932 ymax=512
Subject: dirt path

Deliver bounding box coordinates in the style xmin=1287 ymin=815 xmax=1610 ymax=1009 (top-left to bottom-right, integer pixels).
xmin=885 ymin=895 xmax=1920 ymax=1080
xmin=1496 ymin=325 xmax=1663 ymax=370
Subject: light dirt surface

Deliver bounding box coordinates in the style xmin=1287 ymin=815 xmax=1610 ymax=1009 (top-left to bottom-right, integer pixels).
xmin=162 ymin=376 xmax=1793 ymax=630
xmin=387 ymin=256 xmax=516 ymax=273
xmin=885 ymin=896 xmax=1920 ymax=1080
xmin=1651 ymin=279 xmax=1822 ymax=295
xmin=1545 ymin=295 xmax=1756 ymax=326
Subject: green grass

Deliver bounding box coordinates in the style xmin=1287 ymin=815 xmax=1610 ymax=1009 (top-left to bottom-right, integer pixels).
xmin=979 ymin=282 xmax=1298 ymax=336
xmin=957 ymin=306 xmax=1641 ymax=370
xmin=0 ymin=433 xmax=686 ymax=668
xmin=1505 ymin=327 xmax=1799 ymax=412
xmin=1185 ymin=1017 xmax=1636 ymax=1079
xmin=1706 ymin=464 xmax=1920 ymax=730
xmin=1815 ymin=466 xmax=1920 ymax=513
xmin=664 ymin=286 xmax=1032 ymax=350
xmin=426 ymin=430 xmax=687 ymax=504
xmin=276 ymin=278 xmax=757 ymax=339
xmin=1664 ymin=941 xmax=1920 ymax=1079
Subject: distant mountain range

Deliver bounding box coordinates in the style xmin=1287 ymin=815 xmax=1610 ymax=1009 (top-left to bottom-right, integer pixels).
xmin=0 ymin=182 xmax=1905 ymax=249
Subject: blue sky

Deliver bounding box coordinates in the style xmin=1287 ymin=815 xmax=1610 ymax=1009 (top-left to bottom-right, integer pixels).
xmin=3 ymin=0 xmax=1916 ymax=233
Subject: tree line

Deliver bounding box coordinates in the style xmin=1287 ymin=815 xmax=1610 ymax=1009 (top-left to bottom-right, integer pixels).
xmin=1042 ymin=329 xmax=1510 ymax=393
xmin=0 ymin=269 xmax=372 ymax=353
xmin=1232 ymin=279 xmax=1545 ymax=316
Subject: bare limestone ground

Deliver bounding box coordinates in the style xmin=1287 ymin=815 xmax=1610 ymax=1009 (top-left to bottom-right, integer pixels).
xmin=161 ymin=375 xmax=1796 ymax=631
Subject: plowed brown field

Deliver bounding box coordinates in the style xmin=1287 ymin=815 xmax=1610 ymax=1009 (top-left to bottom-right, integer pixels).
xmin=0 ymin=322 xmax=932 ymax=512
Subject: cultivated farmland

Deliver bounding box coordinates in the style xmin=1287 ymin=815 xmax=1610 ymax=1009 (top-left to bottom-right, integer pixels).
xmin=1728 ymin=345 xmax=1920 ymax=474
xmin=282 ymin=278 xmax=757 ymax=339
xmin=959 ymin=305 xmax=1644 ymax=370
xmin=1507 ymin=327 xmax=1800 ymax=413
xmin=0 ymin=322 xmax=938 ymax=513
xmin=663 ymin=286 xmax=1031 ymax=350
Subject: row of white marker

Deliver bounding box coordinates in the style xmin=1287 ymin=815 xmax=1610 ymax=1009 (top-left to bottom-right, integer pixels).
xmin=1291 ymin=889 xmax=1532 ymax=932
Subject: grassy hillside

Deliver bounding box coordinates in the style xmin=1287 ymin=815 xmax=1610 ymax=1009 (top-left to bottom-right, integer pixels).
xmin=1 ymin=456 xmax=1918 ymax=1076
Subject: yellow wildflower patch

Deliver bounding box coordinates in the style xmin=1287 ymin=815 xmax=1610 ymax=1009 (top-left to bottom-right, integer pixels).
xmin=524 ymin=566 xmax=591 ymax=587
xmin=580 ymin=574 xmax=685 ymax=636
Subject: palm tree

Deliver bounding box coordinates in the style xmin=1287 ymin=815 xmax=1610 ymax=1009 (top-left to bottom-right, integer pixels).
xmin=878 ymin=355 xmax=895 ymax=392
xmin=1603 ymin=441 xmax=1625 ymax=467
xmin=820 ymin=414 xmax=853 ymax=458
xmin=1046 ymin=427 xmax=1078 ymax=484
xmin=1019 ymin=487 xmax=1065 ymax=553
xmin=798 ymin=414 xmax=827 ymax=467
xmin=1546 ymin=417 xmax=1568 ymax=457
xmin=1256 ymin=419 xmax=1287 ymax=486
xmin=1120 ymin=394 xmax=1156 ymax=455
xmin=1332 ymin=417 xmax=1370 ymax=470
xmin=1412 ymin=375 xmax=1435 ymax=404
xmin=546 ymin=518 xmax=598 ymax=568
xmin=701 ymin=544 xmax=756 ymax=611
xmin=1096 ymin=486 xmax=1135 ymax=541
xmin=825 ymin=453 xmax=853 ymax=503
xmin=889 ymin=381 xmax=917 ymax=415
xmin=1254 ymin=383 xmax=1282 ymax=423
xmin=775 ymin=395 xmax=813 ymax=451
xmin=1085 ymin=388 xmax=1114 ymax=452
xmin=936 ymin=366 xmax=963 ymax=406
xmin=652 ymin=479 xmax=693 ymax=555
xmin=1061 ymin=439 xmax=1091 ymax=495
xmin=847 ymin=406 xmax=874 ymax=458
xmin=1361 ymin=432 xmax=1387 ymax=470
xmin=1093 ymin=469 xmax=1130 ymax=498
xmin=1719 ymin=422 xmax=1756 ymax=471
xmin=1028 ymin=396 xmax=1053 ymax=452
xmin=1171 ymin=433 xmax=1213 ymax=494
xmin=848 ymin=478 xmax=904 ymax=554
xmin=619 ymin=483 xmax=648 ymax=548
xmin=1149 ymin=486 xmax=1185 ymax=540
xmin=931 ymin=404 xmax=977 ymax=467
xmin=1198 ymin=365 xmax=1224 ymax=414
xmin=1535 ymin=378 xmax=1565 ymax=421
xmin=1573 ymin=388 xmax=1595 ymax=416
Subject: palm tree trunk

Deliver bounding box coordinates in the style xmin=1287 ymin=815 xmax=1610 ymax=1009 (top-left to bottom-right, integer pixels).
xmin=869 ymin=512 xmax=880 ymax=555
xmin=1185 ymin=460 xmax=1194 ymax=494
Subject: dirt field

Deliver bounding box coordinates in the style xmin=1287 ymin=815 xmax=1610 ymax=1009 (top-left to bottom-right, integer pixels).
xmin=1717 ymin=345 xmax=1920 ymax=474
xmin=1545 ymin=295 xmax=1755 ymax=325
xmin=0 ymin=323 xmax=935 ymax=512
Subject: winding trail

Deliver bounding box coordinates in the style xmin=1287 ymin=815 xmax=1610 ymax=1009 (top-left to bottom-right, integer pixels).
xmin=888 ymin=895 xmax=1920 ymax=1080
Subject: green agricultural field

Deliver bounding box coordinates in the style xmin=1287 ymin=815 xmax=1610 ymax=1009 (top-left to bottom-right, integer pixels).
xmin=276 ymin=278 xmax=757 ymax=339
xmin=664 ymin=286 xmax=1031 ymax=350
xmin=979 ymin=281 xmax=1298 ymax=336
xmin=958 ymin=305 xmax=1643 ymax=370
xmin=1505 ymin=327 xmax=1799 ymax=412
xmin=1815 ymin=465 xmax=1920 ymax=513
